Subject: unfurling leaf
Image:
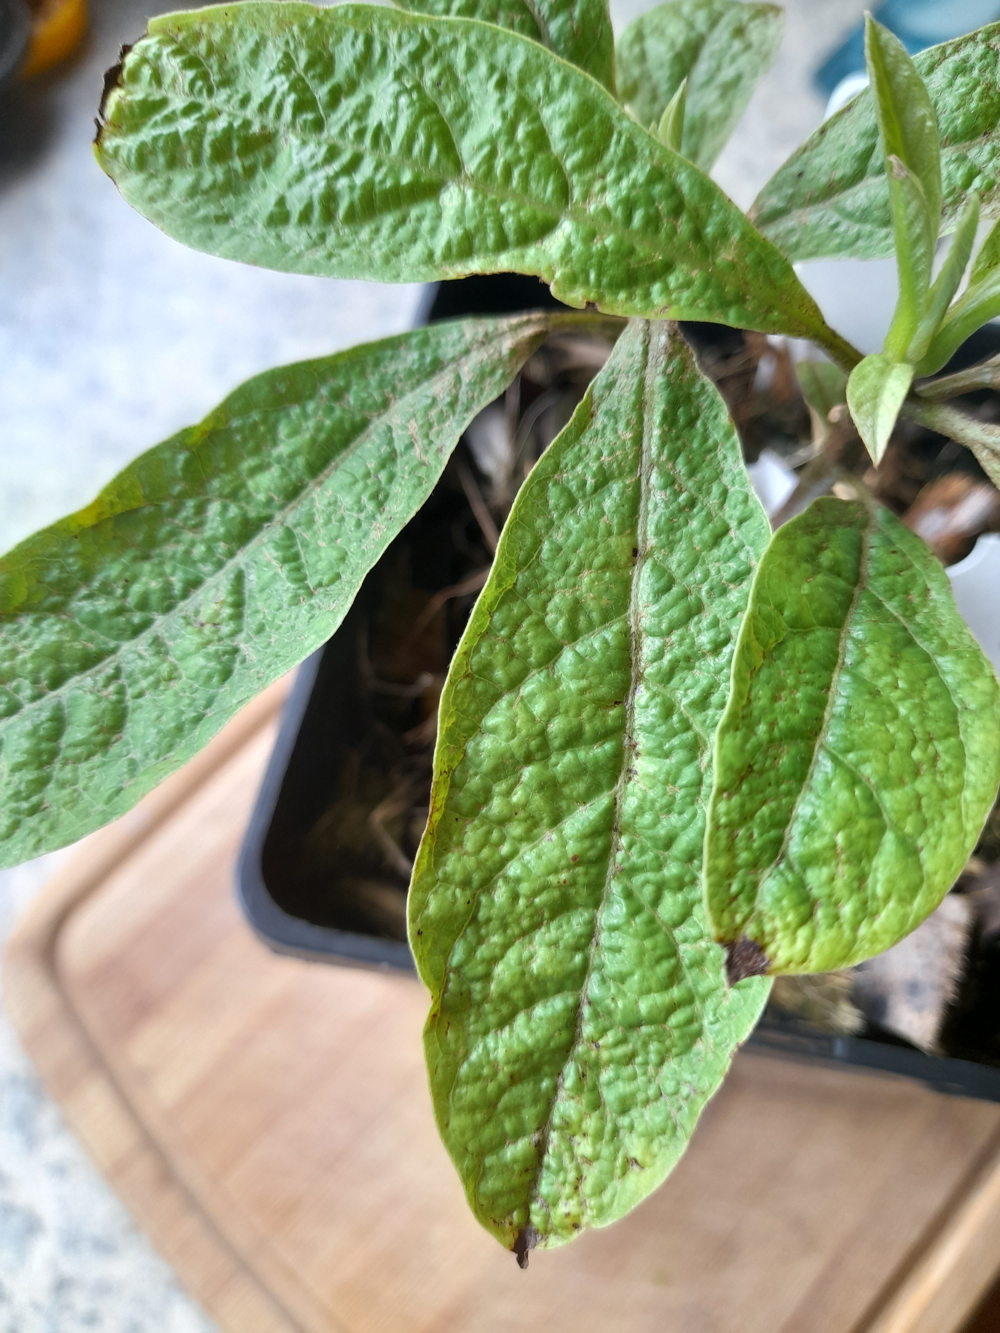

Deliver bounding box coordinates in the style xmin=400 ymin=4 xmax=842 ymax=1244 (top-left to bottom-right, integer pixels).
xmin=705 ymin=497 xmax=1000 ymax=976
xmin=0 ymin=313 xmax=561 ymax=868
xmin=656 ymin=76 xmax=687 ymax=154
xmin=909 ymin=192 xmax=979 ymax=365
xmin=408 ymin=320 xmax=770 ymax=1256
xmin=866 ymin=16 xmax=941 ymax=242
xmin=95 ymin=3 xmax=836 ymax=346
xmin=616 ymin=0 xmax=782 ymax=170
xmin=846 ymin=352 xmax=915 ymax=463
xmin=391 ymin=0 xmax=615 ymax=91
xmin=917 ymin=208 xmax=1000 ymax=374
xmin=752 ymin=21 xmax=1000 ymax=261
xmin=863 ymin=17 xmax=940 ymax=359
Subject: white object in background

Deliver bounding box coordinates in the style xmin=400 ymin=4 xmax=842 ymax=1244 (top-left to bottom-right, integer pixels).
xmin=947 ymin=534 xmax=1000 ymax=676
xmin=825 ymin=71 xmax=869 ymax=119
xmin=748 ymin=449 xmax=797 ymax=519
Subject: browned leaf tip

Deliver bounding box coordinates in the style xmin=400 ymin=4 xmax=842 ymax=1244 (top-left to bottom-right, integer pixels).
xmin=725 ymin=937 xmax=770 ymax=985
xmin=513 ymin=1225 xmax=538 ymax=1270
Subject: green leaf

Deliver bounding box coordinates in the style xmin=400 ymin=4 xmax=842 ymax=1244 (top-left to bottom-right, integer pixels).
xmin=881 ymin=158 xmax=935 ymax=359
xmin=751 ymin=21 xmax=1000 ymax=261
xmin=795 ymin=359 xmax=847 ymax=423
xmin=0 ymin=313 xmax=559 ymax=869
xmin=846 ymin=352 xmax=914 ymax=463
xmin=917 ymin=217 xmax=1000 ymax=375
xmin=408 ymin=319 xmax=771 ymax=1257
xmin=391 ymin=0 xmax=615 ymax=91
xmin=704 ymin=496 xmax=1000 ymax=976
xmin=95 ymin=3 xmax=837 ymax=348
xmin=866 ymin=16 xmax=941 ymax=242
xmin=616 ymin=0 xmax=782 ymax=171
xmin=908 ymin=191 xmax=979 ymax=364
xmin=969 ymin=213 xmax=1000 ymax=286
xmin=656 ymin=76 xmax=687 ymax=154
xmin=864 ymin=18 xmax=941 ymax=358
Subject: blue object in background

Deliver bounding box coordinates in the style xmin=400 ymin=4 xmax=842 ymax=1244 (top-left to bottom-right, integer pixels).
xmin=816 ymin=0 xmax=1000 ymax=95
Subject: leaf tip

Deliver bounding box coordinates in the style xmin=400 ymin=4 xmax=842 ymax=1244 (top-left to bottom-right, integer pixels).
xmin=725 ymin=937 xmax=771 ymax=985
xmin=513 ymin=1225 xmax=539 ymax=1270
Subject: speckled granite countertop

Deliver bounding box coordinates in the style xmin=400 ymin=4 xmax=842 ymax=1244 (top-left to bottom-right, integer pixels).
xmin=0 ymin=1 xmax=862 ymax=1326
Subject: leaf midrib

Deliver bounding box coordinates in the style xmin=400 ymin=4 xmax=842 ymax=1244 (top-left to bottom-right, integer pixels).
xmin=742 ymin=506 xmax=874 ymax=957
xmin=0 ymin=320 xmax=544 ymax=737
xmin=524 ymin=321 xmax=653 ymax=1226
xmin=121 ymin=23 xmax=806 ymax=325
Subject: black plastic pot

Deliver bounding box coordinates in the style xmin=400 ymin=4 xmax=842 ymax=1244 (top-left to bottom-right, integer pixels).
xmin=237 ymin=282 xmax=1000 ymax=1102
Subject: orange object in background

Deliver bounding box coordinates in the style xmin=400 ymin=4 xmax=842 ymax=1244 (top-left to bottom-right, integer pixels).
xmin=19 ymin=0 xmax=86 ymax=78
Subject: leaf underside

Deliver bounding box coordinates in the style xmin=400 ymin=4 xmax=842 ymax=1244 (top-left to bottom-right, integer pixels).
xmin=392 ymin=0 xmax=615 ymax=92
xmin=752 ymin=21 xmax=1000 ymax=261
xmin=616 ymin=0 xmax=783 ymax=171
xmin=408 ymin=319 xmax=771 ymax=1256
xmin=846 ymin=352 xmax=914 ymax=464
xmin=705 ymin=497 xmax=1000 ymax=975
xmin=0 ymin=313 xmax=555 ymax=868
xmin=95 ymin=2 xmax=828 ymax=341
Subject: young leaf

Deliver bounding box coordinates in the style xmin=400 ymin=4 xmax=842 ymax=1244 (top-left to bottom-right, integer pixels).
xmin=866 ymin=16 xmax=941 ymax=242
xmin=916 ymin=230 xmax=1000 ymax=375
xmin=969 ymin=214 xmax=1000 ymax=286
xmin=0 ymin=313 xmax=560 ymax=869
xmin=908 ymin=192 xmax=980 ymax=365
xmin=616 ymin=0 xmax=782 ymax=171
xmin=704 ymin=497 xmax=1000 ymax=977
xmin=846 ymin=352 xmax=914 ymax=463
xmin=656 ymin=76 xmax=687 ymax=154
xmin=795 ymin=359 xmax=847 ymax=424
xmin=752 ymin=21 xmax=1000 ymax=261
xmin=408 ymin=320 xmax=771 ymax=1257
xmin=881 ymin=157 xmax=935 ymax=360
xmin=95 ymin=3 xmax=839 ymax=350
xmin=391 ymin=0 xmax=615 ymax=92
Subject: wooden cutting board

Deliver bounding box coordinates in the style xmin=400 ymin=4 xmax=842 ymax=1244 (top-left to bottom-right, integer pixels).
xmin=7 ymin=683 xmax=1000 ymax=1333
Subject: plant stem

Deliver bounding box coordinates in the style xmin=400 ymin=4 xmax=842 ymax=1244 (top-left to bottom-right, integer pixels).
xmin=901 ymin=398 xmax=1000 ymax=488
xmin=811 ymin=324 xmax=865 ymax=374
xmin=914 ymin=354 xmax=1000 ymax=400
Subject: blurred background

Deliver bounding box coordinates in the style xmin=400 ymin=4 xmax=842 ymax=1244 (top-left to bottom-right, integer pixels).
xmin=6 ymin=0 xmax=1000 ymax=1327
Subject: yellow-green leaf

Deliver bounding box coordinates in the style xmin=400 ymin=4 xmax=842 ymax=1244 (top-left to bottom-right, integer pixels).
xmin=705 ymin=497 xmax=1000 ymax=976
xmin=0 ymin=313 xmax=559 ymax=868
xmin=95 ymin=2 xmax=837 ymax=346
xmin=391 ymin=0 xmax=615 ymax=91
xmin=409 ymin=320 xmax=770 ymax=1257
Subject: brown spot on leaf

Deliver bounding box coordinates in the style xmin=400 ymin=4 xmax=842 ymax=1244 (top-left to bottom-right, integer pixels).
xmin=513 ymin=1224 xmax=539 ymax=1270
xmin=725 ymin=937 xmax=770 ymax=985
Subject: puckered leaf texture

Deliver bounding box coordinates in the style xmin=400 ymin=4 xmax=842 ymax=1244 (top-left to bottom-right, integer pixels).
xmin=408 ymin=320 xmax=771 ymax=1258
xmin=752 ymin=22 xmax=1000 ymax=261
xmin=0 ymin=313 xmax=557 ymax=868
xmin=705 ymin=497 xmax=1000 ymax=976
xmin=392 ymin=0 xmax=615 ymax=91
xmin=616 ymin=0 xmax=782 ymax=170
xmin=96 ymin=2 xmax=833 ymax=343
